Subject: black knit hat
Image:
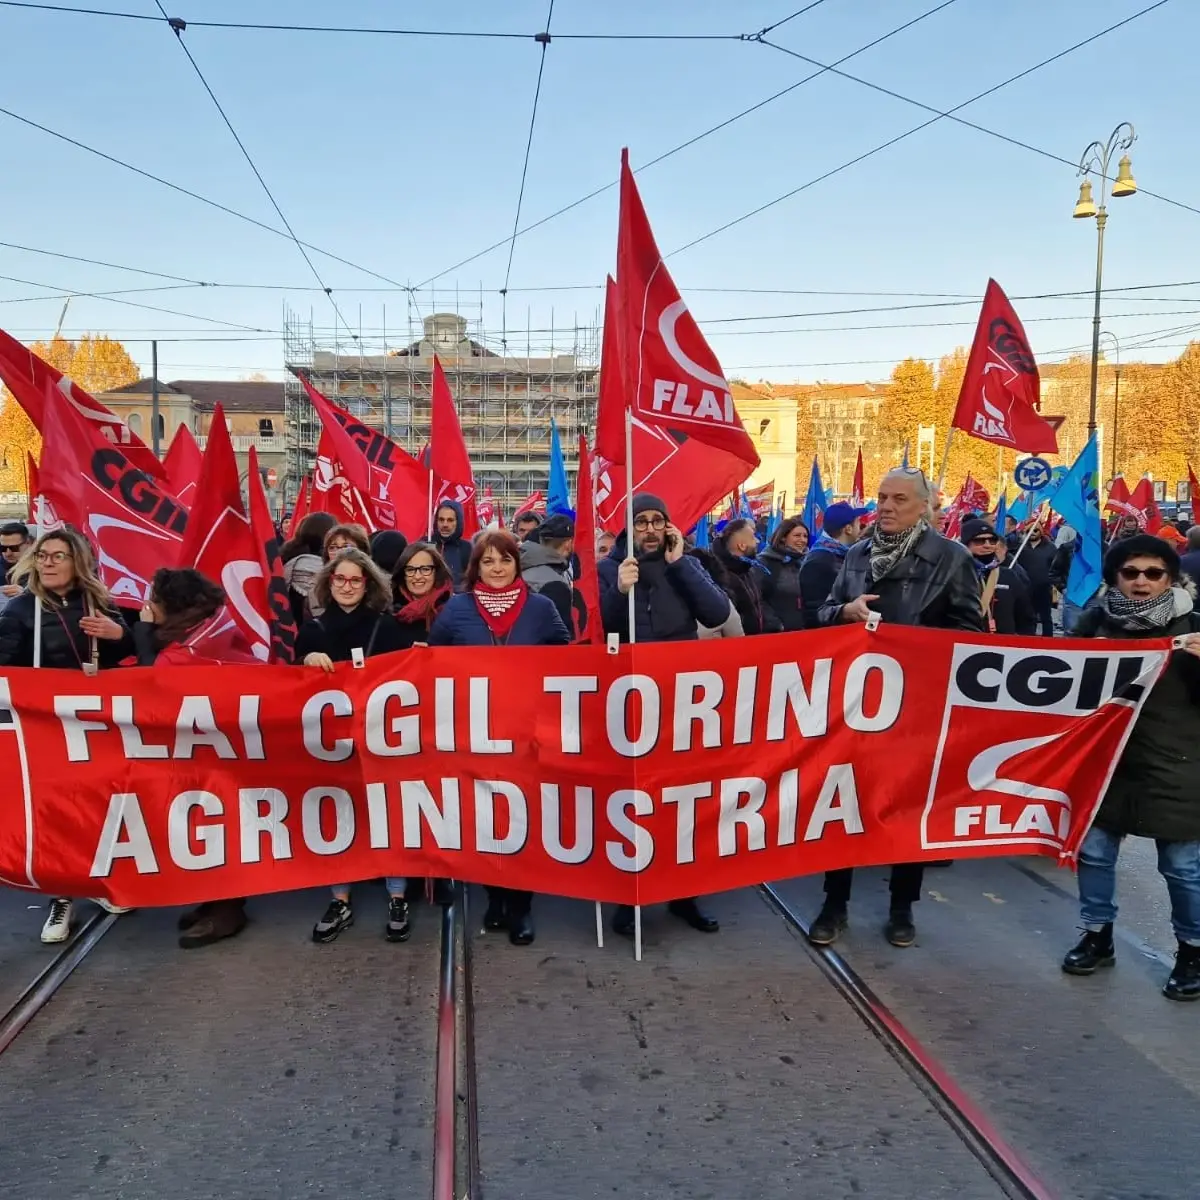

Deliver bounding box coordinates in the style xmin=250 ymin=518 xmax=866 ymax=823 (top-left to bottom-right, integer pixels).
xmin=1102 ymin=533 xmax=1181 ymax=585
xmin=631 ymin=493 xmax=669 ymax=521
xmin=960 ymin=518 xmax=997 ymax=545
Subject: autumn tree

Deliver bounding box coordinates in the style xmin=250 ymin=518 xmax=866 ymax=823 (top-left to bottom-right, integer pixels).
xmin=877 ymin=358 xmax=936 ymax=461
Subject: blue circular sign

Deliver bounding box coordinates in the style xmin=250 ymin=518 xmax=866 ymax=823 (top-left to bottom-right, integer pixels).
xmin=1014 ymin=456 xmax=1052 ymax=491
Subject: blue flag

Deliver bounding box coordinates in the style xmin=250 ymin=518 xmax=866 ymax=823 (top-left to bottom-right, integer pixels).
xmin=1048 ymin=433 xmax=1103 ymax=607
xmin=802 ymin=456 xmax=826 ymax=534
xmin=692 ymin=514 xmax=711 ymax=550
xmin=994 ymin=491 xmax=1008 ymax=531
xmin=766 ymin=499 xmax=783 ymax=540
xmin=547 ymin=417 xmax=571 ymax=516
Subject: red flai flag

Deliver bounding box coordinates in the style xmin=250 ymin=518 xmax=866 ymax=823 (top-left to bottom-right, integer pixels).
xmin=311 ymin=429 xmax=375 ymax=529
xmin=39 ymin=379 xmax=187 ymax=604
xmin=616 ymin=150 xmax=758 ymax=468
xmin=476 ymin=485 xmax=498 ymax=528
xmin=512 ymin=490 xmax=546 ymax=519
xmin=572 ymin=438 xmax=603 ymax=644
xmin=942 ymin=475 xmax=990 ymax=539
xmin=177 ymin=407 xmax=273 ymax=662
xmin=1128 ymin=476 xmax=1163 ymax=534
xmin=162 ymin=423 xmax=204 ymax=507
xmin=430 ymin=356 xmax=478 ymax=535
xmin=744 ymin=481 xmax=775 ymax=519
xmin=287 ymin=475 xmax=311 ymax=539
xmin=248 ymin=446 xmax=297 ymax=664
xmin=25 ymin=454 xmax=63 ymax=531
xmin=0 ymin=327 xmax=165 ymax=479
xmin=952 ymin=280 xmax=1057 ymax=454
xmin=593 ymin=276 xmax=626 ymax=466
xmin=851 ymin=449 xmax=865 ymax=508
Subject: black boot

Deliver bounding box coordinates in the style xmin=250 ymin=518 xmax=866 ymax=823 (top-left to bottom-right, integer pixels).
xmin=482 ymin=894 xmax=507 ymax=931
xmin=1164 ymin=942 xmax=1200 ymax=1001
xmin=884 ymin=906 xmax=916 ymax=948
xmin=612 ymin=905 xmax=635 ymax=937
xmin=1062 ymin=925 xmax=1115 ymax=975
xmin=807 ymin=904 xmax=847 ymax=947
xmin=509 ymin=909 xmax=535 ymax=946
xmin=668 ymin=898 xmax=719 ymax=933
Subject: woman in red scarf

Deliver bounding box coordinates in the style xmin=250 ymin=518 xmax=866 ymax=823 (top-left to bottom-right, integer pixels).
xmin=429 ymin=530 xmax=569 ymax=945
xmin=392 ymin=542 xmax=454 ymax=647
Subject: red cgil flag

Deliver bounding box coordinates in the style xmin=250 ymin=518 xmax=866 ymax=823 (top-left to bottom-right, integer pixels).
xmin=941 ymin=475 xmax=990 ymax=540
xmin=310 ymin=429 xmax=376 ymax=530
xmin=39 ymin=378 xmax=187 ymax=604
xmin=851 ymin=449 xmax=865 ymax=507
xmin=571 ymin=438 xmax=603 ymax=644
xmin=512 ymin=491 xmax=546 ymax=520
xmin=744 ymin=481 xmax=775 ymax=519
xmin=430 ymin=356 xmax=478 ymax=535
xmin=0 ymin=326 xmax=165 ymax=479
xmin=1104 ymin=475 xmax=1133 ymax=519
xmin=25 ymin=453 xmax=63 ymax=531
xmin=162 ymin=423 xmax=204 ymax=507
xmin=248 ymin=446 xmax=297 ymax=663
xmin=476 ymin=484 xmax=498 ymax=528
xmin=952 ymin=280 xmax=1057 ymax=454
xmin=1128 ymin=476 xmax=1163 ymax=534
xmin=178 ymin=406 xmax=274 ymax=662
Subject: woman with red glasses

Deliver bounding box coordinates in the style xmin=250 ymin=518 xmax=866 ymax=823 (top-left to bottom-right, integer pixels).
xmin=1065 ymin=534 xmax=1200 ymax=1002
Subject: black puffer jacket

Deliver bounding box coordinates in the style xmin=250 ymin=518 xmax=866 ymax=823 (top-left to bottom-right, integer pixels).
xmin=1076 ymin=591 xmax=1200 ymax=842
xmin=818 ymin=527 xmax=984 ymax=631
xmin=759 ymin=547 xmax=805 ymax=632
xmin=0 ymin=589 xmax=132 ymax=669
xmin=715 ymin=544 xmax=783 ymax=636
xmin=295 ymin=603 xmax=408 ymax=664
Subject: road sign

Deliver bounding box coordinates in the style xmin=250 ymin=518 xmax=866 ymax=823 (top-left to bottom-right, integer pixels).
xmin=1014 ymin=456 xmax=1052 ymax=492
xmin=264 ymin=467 xmax=278 ymax=488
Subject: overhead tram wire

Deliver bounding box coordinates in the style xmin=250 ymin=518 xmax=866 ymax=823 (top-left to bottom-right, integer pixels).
xmin=748 ymin=0 xmax=836 ymax=39
xmin=411 ymin=0 xmax=961 ymax=288
xmin=499 ymin=1 xmax=555 ymax=346
xmin=670 ymin=0 xmax=1178 ymax=258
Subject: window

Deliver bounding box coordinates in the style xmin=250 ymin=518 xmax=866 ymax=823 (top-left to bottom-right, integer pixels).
xmin=154 ymin=413 xmax=165 ymax=444
xmin=259 ymin=418 xmax=275 ymax=438
xmin=127 ymin=412 xmax=143 ymax=436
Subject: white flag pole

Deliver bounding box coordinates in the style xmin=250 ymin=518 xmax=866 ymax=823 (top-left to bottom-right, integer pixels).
xmin=621 ymin=406 xmax=643 ymax=962
xmin=31 ymin=495 xmax=44 ymax=669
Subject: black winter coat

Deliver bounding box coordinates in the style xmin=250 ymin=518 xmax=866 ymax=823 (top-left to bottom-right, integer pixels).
xmin=979 ymin=562 xmax=1037 ymax=635
xmin=759 ymin=547 xmax=805 ymax=632
xmin=1017 ymin=538 xmax=1056 ymax=599
xmin=597 ymin=534 xmax=731 ymax=644
xmin=715 ymin=546 xmax=783 ymax=636
xmin=432 ymin=500 xmax=472 ymax=585
xmin=295 ymin=603 xmax=409 ymax=664
xmin=818 ymin=527 xmax=984 ymax=632
xmin=1050 ymin=541 xmax=1074 ymax=593
xmin=796 ymin=546 xmax=847 ymax=629
xmin=0 ymin=589 xmax=132 ymax=669
xmin=1076 ymin=598 xmax=1200 ymax=841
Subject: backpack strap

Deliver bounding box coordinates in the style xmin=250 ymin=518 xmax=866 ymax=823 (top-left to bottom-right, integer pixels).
xmin=364 ymin=614 xmax=382 ymax=658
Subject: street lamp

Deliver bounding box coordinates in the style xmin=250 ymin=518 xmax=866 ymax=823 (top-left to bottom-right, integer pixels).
xmin=1099 ymin=330 xmax=1121 ymax=478
xmin=1073 ymin=122 xmax=1137 ymax=436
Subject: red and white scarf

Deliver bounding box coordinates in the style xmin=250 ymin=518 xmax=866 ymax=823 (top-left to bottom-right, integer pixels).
xmin=472 ymin=580 xmax=528 ymax=640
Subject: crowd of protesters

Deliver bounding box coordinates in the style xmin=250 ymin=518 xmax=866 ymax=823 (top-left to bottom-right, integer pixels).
xmin=0 ymin=473 xmax=1198 ymax=1005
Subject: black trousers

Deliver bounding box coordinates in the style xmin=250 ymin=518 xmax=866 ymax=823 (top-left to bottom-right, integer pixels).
xmin=823 ymin=863 xmax=924 ymax=908
xmin=486 ymin=885 xmax=532 ymax=917
xmin=1033 ymin=591 xmax=1054 ymax=636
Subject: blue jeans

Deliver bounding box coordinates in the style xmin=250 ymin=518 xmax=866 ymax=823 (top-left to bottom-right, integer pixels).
xmin=1062 ymin=592 xmax=1101 ymax=635
xmin=1077 ymin=825 xmax=1200 ymax=945
xmin=332 ymin=877 xmax=406 ymax=901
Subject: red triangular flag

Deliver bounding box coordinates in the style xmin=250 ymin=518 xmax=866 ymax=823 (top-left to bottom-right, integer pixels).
xmin=594 ymin=276 xmax=626 ymax=466
xmin=0 ymin=326 xmax=165 ymax=478
xmin=162 ymin=423 xmax=204 ymax=507
xmin=1128 ymin=476 xmax=1162 ymax=534
xmin=287 ymin=475 xmax=312 ymax=539
xmin=572 ymin=438 xmax=603 ymax=644
xmin=1104 ymin=475 xmax=1132 ymax=518
xmin=430 ymin=356 xmax=478 ymax=535
xmin=248 ymin=446 xmax=298 ymax=663
xmin=39 ymin=379 xmax=187 ymax=604
xmin=851 ymin=449 xmax=865 ymax=507
xmin=1188 ymin=464 xmax=1200 ymax=509
xmin=952 ymin=280 xmax=1057 ymax=454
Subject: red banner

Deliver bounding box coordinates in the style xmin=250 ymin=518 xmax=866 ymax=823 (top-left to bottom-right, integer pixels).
xmin=0 ymin=626 xmax=1167 ymax=906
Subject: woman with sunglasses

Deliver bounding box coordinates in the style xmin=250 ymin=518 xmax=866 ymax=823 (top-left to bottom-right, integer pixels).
xmin=1064 ymin=534 xmax=1200 ymax=1002
xmin=296 ymin=547 xmax=411 ymax=945
xmin=0 ymin=529 xmax=134 ymax=943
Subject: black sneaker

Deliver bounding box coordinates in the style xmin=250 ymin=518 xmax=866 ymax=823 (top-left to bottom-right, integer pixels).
xmin=807 ymin=905 xmax=847 ymax=947
xmin=1164 ymin=942 xmax=1200 ymax=1001
xmin=386 ymin=897 xmax=411 ymax=943
xmin=312 ymin=898 xmax=353 ymax=944
xmin=1062 ymin=925 xmax=1115 ymax=975
xmin=885 ymin=907 xmax=916 ymax=948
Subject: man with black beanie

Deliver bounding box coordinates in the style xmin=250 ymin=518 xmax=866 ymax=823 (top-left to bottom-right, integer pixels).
xmin=960 ymin=518 xmax=1036 ymax=635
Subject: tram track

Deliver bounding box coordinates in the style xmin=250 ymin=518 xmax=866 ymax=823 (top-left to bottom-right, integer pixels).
xmin=759 ymin=883 xmax=1058 ymax=1200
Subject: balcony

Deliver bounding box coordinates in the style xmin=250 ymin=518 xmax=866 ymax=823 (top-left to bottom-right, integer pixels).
xmin=195 ymin=433 xmax=285 ymax=453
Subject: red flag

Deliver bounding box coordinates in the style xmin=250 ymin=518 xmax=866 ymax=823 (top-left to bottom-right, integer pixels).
xmin=951 ymin=280 xmax=1057 ymax=454
xmin=512 ymin=491 xmax=546 ymax=519
xmin=572 ymin=438 xmax=603 ymax=645
xmin=311 ymin=430 xmax=376 ymax=529
xmin=39 ymin=379 xmax=187 ymax=604
xmin=594 ymin=276 xmax=626 ymax=466
xmin=941 ymin=475 xmax=990 ymax=540
xmin=248 ymin=446 xmax=297 ymax=664
xmin=744 ymin=481 xmax=775 ymax=519
xmin=25 ymin=454 xmax=63 ymax=531
xmin=296 ymin=374 xmax=427 ymax=537
xmin=1128 ymin=477 xmax=1162 ymax=534
xmin=162 ymin=423 xmax=204 ymax=507
xmin=1104 ymin=475 xmax=1133 ymax=519
xmin=178 ymin=406 xmax=274 ymax=661
xmin=851 ymin=449 xmax=865 ymax=507
xmin=616 ymin=150 xmax=759 ymax=471
xmin=476 ymin=484 xmax=498 ymax=528
xmin=1188 ymin=464 xmax=1200 ymax=509
xmin=0 ymin=327 xmax=165 ymax=478
xmin=430 ymin=356 xmax=478 ymax=535
xmin=287 ymin=475 xmax=311 ymax=540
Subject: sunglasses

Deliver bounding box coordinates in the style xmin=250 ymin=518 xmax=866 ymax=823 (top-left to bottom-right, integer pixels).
xmin=970 ymin=536 xmax=999 ymax=546
xmin=1117 ymin=566 xmax=1169 ymax=582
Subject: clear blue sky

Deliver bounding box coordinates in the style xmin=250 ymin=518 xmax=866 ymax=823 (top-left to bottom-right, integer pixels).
xmin=0 ymin=0 xmax=1195 ymax=386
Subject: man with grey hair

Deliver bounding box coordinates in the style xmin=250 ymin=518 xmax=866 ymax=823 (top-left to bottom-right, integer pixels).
xmin=815 ymin=466 xmax=983 ymax=948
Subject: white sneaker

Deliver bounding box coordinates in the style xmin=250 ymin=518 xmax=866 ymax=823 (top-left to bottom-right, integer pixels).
xmin=91 ymin=898 xmax=133 ymax=915
xmin=40 ymin=898 xmax=73 ymax=944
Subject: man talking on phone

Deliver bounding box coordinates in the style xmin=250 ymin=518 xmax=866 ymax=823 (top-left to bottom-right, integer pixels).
xmin=814 ymin=467 xmax=982 ymax=949
xmin=597 ymin=492 xmax=732 ymax=938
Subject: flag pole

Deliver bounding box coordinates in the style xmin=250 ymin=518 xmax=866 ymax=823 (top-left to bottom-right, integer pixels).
xmin=426 ymin=468 xmax=434 ymax=540
xmin=935 ymin=427 xmax=956 ymax=501
xmin=1007 ymin=502 xmax=1046 ymax=569
xmin=622 ymin=405 xmax=642 ymax=962
xmin=31 ymin=495 xmax=44 ymax=669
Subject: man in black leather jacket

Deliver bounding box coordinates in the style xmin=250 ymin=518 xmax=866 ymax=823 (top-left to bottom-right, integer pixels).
xmin=815 ymin=467 xmax=983 ymax=949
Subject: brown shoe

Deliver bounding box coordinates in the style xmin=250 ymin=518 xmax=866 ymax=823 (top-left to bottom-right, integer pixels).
xmin=179 ymin=900 xmax=247 ymax=949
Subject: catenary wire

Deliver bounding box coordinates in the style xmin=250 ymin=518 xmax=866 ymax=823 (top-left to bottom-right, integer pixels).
xmin=411 ymin=0 xmax=961 ymax=287
xmin=748 ymin=0 xmax=836 ymax=40
xmin=670 ymin=1 xmax=1176 ymax=257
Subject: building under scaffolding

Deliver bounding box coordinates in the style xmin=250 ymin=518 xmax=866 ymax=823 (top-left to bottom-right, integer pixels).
xmin=283 ymin=306 xmax=600 ymax=514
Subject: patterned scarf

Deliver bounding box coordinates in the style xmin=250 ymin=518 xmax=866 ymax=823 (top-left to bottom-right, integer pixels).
xmin=812 ymin=530 xmax=850 ymax=559
xmin=472 ymin=580 xmax=528 ymax=640
xmin=868 ymin=519 xmax=929 ymax=584
xmin=1102 ymin=586 xmax=1178 ymax=632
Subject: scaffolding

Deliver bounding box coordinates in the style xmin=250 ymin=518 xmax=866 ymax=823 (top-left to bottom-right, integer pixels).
xmin=282 ymin=298 xmax=600 ymax=514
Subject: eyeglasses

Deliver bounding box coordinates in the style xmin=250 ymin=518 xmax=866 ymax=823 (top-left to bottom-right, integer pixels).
xmin=1 ymin=543 xmax=25 ymax=554
xmin=328 ymin=541 xmax=353 ymax=554
xmin=331 ymin=573 xmax=365 ymax=588
xmin=1118 ymin=566 xmax=1169 ymax=582
xmin=633 ymin=516 xmax=666 ymax=531
xmin=404 ymin=564 xmax=435 ymax=577
xmin=35 ymin=551 xmax=72 ymax=565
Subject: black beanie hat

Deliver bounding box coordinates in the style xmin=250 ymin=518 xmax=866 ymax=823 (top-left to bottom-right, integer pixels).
xmin=960 ymin=518 xmax=997 ymax=545
xmin=369 ymin=529 xmax=409 ymax=574
xmin=1102 ymin=533 xmax=1181 ymax=586
xmin=631 ymin=493 xmax=670 ymax=521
